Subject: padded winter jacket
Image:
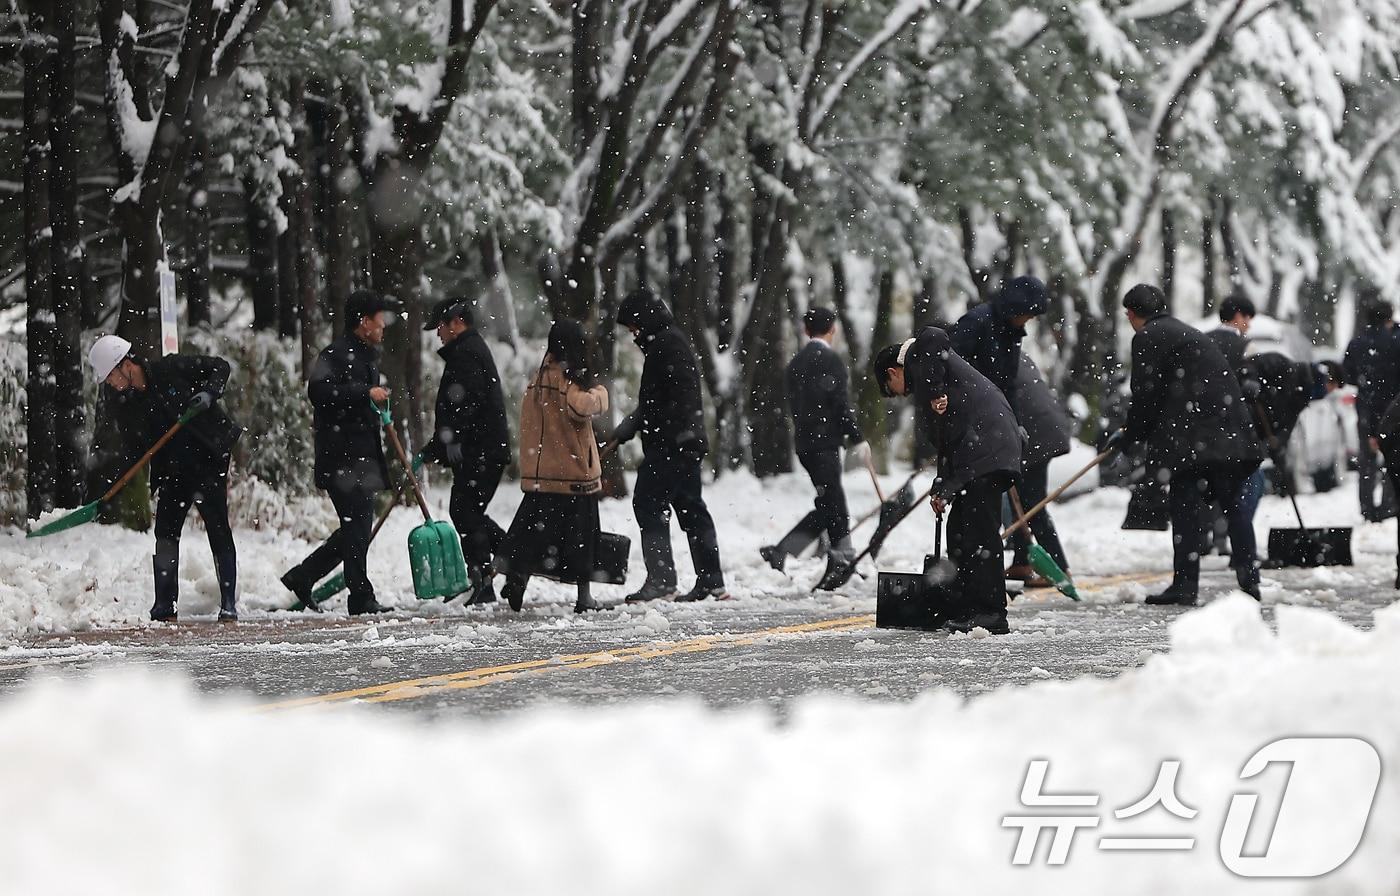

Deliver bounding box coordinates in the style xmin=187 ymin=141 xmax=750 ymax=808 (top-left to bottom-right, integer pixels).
xmin=425 ymin=328 xmax=510 ymax=469
xmin=518 ymin=362 xmax=609 ymax=495
xmin=615 ymin=290 xmax=708 ymax=461
xmin=903 ymin=327 xmax=1023 ymax=499
xmin=308 ymin=333 xmax=388 ymax=493
xmin=1011 ymin=354 xmax=1073 ymax=470
xmin=949 ymin=276 xmax=1049 ymax=399
xmin=1343 ymin=325 xmax=1400 ymax=435
xmin=786 ymin=339 xmax=863 ymax=454
xmin=133 ymin=353 xmax=243 ymax=488
xmin=1123 ymin=313 xmax=1262 ymax=473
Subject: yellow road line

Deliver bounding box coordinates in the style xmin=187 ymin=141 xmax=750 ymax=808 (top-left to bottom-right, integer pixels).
xmin=259 ymin=614 xmax=875 ymax=711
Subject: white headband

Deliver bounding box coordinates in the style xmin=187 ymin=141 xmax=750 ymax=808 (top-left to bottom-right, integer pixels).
xmin=896 ymin=338 xmax=917 ymax=365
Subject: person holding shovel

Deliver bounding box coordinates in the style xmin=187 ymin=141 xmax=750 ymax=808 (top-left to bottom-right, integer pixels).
xmin=496 ymin=320 xmax=610 ymax=614
xmin=280 ymin=289 xmax=401 ymax=616
xmin=1110 ymin=284 xmax=1263 ymax=605
xmin=874 ymin=327 xmax=1023 ymax=634
xmin=420 ymin=296 xmax=510 ymax=605
xmin=1005 ymin=353 xmax=1074 ymax=589
xmin=87 ymin=335 xmax=244 ymax=623
xmin=761 ymin=307 xmax=869 ymax=583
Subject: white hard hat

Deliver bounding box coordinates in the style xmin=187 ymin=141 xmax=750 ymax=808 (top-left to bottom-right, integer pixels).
xmin=88 ymin=334 xmax=133 ymax=382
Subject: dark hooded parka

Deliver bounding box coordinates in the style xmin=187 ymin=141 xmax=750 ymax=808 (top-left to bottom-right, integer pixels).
xmin=614 ymin=289 xmax=708 ymax=462
xmin=950 ymin=277 xmax=1050 ymax=400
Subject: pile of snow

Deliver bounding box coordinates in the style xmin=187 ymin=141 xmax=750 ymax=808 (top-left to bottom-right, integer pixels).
xmin=0 ymin=597 xmax=1396 ymax=893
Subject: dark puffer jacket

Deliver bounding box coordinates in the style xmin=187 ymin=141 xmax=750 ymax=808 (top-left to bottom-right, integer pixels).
xmin=1123 ymin=313 xmax=1261 ymax=473
xmin=903 ymin=327 xmax=1023 ymax=499
xmin=1243 ymin=352 xmax=1316 ymax=450
xmin=1012 ymin=354 xmax=1073 ymax=470
xmin=1343 ymin=324 xmax=1400 ymax=435
xmin=950 ymin=276 xmax=1050 ymax=399
xmin=615 ymin=290 xmax=707 ymax=461
xmin=308 ymin=333 xmax=389 ymax=492
xmin=425 ymin=328 xmax=510 ymax=469
xmin=131 ymin=354 xmax=243 ymax=488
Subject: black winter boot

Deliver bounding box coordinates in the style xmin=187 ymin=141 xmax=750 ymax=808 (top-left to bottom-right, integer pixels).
xmin=151 ymin=542 xmax=179 ymax=623
xmin=625 ymin=581 xmax=678 ymax=603
xmin=502 ymin=576 xmax=528 ymax=612
xmin=215 ymin=552 xmax=238 ymax=621
xmin=1145 ymin=583 xmax=1198 ymax=607
xmin=347 ymin=593 xmax=391 ymax=615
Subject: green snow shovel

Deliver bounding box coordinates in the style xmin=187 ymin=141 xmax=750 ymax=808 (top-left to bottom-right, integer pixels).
xmin=1007 ymin=485 xmax=1079 ymax=601
xmin=28 ymin=402 xmax=206 ymax=539
xmin=1000 ymin=449 xmax=1115 ymax=602
xmin=375 ymin=399 xmax=470 ymax=601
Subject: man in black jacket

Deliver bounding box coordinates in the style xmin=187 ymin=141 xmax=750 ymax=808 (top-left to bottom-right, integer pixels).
xmin=88 ymin=334 xmax=244 ymax=622
xmin=762 ymin=308 xmax=870 ymax=580
xmin=614 ymin=288 xmax=727 ymax=603
xmin=281 ymin=289 xmax=400 ymax=615
xmin=1343 ymin=298 xmax=1399 ymax=522
xmin=875 ymin=327 xmax=1024 ymax=634
xmin=1208 ymin=294 xmax=1254 ymax=381
xmin=1110 ymin=284 xmax=1263 ymax=605
xmin=421 ymin=297 xmax=510 ymax=604
xmin=949 ymin=276 xmax=1050 ymax=401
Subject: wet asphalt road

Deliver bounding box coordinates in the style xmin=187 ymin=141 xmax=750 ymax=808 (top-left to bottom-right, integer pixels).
xmin=1 ymin=554 xmax=1394 ymax=719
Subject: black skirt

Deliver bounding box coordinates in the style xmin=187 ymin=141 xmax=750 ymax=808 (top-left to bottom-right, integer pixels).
xmin=496 ymin=493 xmax=600 ymax=584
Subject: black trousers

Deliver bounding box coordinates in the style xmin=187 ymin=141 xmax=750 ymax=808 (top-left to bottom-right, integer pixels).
xmin=1357 ymin=422 xmax=1396 ymax=521
xmin=633 ymin=454 xmax=723 ymax=589
xmin=1009 ymin=462 xmax=1069 ymax=571
xmin=288 ymin=480 xmax=378 ymax=601
xmin=1167 ymin=462 xmax=1258 ymax=589
xmin=948 ymin=473 xmax=1011 ymax=619
xmin=153 ymin=464 xmax=236 ymax=603
xmin=794 ymin=449 xmax=850 ymax=545
xmin=449 ymin=461 xmax=506 ymax=568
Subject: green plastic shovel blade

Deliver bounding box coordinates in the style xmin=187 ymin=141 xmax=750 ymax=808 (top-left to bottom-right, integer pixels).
xmin=1029 ymin=543 xmax=1080 ymax=602
xmin=27 ymin=501 xmax=101 ymax=539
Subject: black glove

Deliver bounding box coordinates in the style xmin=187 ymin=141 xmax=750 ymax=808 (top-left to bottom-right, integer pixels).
xmin=187 ymin=392 xmax=214 ymax=413
xmin=614 ymin=414 xmax=639 ymax=445
xmin=443 ymin=443 xmax=464 ymax=466
xmin=1101 ymin=429 xmax=1127 ymax=454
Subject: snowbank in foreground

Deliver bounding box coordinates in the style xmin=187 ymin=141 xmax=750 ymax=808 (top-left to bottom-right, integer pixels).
xmin=1 ymin=597 xmax=1397 ymax=894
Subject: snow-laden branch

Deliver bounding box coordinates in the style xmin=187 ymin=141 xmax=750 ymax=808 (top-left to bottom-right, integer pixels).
xmin=806 ymin=0 xmax=931 ymax=141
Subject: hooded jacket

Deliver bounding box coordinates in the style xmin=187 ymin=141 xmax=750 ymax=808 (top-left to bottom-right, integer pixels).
xmin=1123 ymin=313 xmax=1262 ymax=472
xmin=950 ymin=277 xmax=1049 ymax=399
xmin=308 ymin=332 xmax=389 ymax=492
xmin=903 ymin=327 xmax=1023 ymax=499
xmin=615 ymin=290 xmax=708 ymax=461
xmin=425 ymin=328 xmax=510 ymax=469
xmin=518 ymin=362 xmax=609 ymax=495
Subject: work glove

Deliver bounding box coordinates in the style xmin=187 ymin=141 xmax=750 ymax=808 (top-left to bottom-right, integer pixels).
xmin=411 ymin=452 xmax=425 ymax=474
xmin=187 ymin=392 xmax=214 ymax=414
xmin=443 ymin=443 xmax=464 ymax=467
xmin=1101 ymin=429 xmax=1127 ymax=455
xmin=613 ymin=414 xmax=640 ymax=445
xmin=848 ymin=440 xmax=873 ymax=467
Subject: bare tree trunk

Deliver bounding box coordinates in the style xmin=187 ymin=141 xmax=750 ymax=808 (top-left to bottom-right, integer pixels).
xmin=1161 ymin=206 xmax=1176 ymax=305
xmin=368 ymin=212 xmax=426 ymax=446
xmin=24 ymin=1 xmax=57 ymax=518
xmin=1219 ymin=198 xmax=1242 ymax=295
xmin=742 ymin=139 xmax=794 ymax=478
xmin=1202 ymin=206 xmax=1216 ymax=316
xmin=245 ymin=177 xmax=279 ymax=332
xmin=476 ymin=226 xmax=518 ymax=347
xmin=48 ymin=0 xmax=84 ymax=507
xmin=277 ymin=174 xmax=301 ymax=340
xmin=185 ymin=132 xmax=212 ymax=328
xmin=714 ymin=170 xmax=736 ymax=353
xmin=291 ymin=81 xmax=319 ymax=376
xmin=311 ymin=83 xmax=357 ymax=335
xmin=959 ymin=206 xmax=990 ymax=305
xmin=855 ymin=270 xmax=895 ymax=471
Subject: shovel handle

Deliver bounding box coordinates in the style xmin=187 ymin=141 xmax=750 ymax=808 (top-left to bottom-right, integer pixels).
xmin=934 ymin=510 xmax=943 ymax=562
xmin=374 ymin=399 xmax=434 ymax=522
xmin=1001 ymin=450 xmax=1112 ymax=542
xmin=100 ymin=412 xmax=198 ymax=504
xmin=863 ymin=453 xmax=885 ymax=503
xmin=1252 ymin=401 xmax=1308 ymax=530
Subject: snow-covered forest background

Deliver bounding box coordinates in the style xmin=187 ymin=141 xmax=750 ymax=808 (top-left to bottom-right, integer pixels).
xmin=3 ymin=0 xmax=1400 ymax=527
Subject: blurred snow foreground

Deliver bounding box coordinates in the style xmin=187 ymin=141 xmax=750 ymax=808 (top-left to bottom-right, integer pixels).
xmin=1 ymin=597 xmax=1397 ymax=895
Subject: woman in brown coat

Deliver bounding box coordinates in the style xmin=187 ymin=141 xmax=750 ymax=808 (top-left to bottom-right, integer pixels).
xmin=497 ymin=320 xmax=610 ymax=613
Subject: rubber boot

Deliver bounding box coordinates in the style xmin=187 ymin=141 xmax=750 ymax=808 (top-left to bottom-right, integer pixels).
xmin=815 ymin=537 xmax=856 ymax=591
xmin=216 ymin=552 xmax=238 ymax=621
xmin=574 ymin=581 xmax=601 ymax=614
xmin=640 ymin=528 xmax=678 ymax=592
xmin=151 ymin=541 xmax=179 ymax=622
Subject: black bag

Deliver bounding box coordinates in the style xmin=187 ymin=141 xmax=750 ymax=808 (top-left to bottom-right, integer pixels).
xmin=591 ymin=531 xmax=631 ymax=585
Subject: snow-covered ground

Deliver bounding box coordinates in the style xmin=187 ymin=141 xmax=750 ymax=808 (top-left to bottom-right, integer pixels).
xmin=0 ymin=463 xmax=1392 ymax=641
xmin=0 ymin=596 xmax=1396 ymax=893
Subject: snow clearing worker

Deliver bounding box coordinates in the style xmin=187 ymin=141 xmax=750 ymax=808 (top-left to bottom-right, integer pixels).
xmin=761 ymin=306 xmax=869 ymax=582
xmin=1108 ymin=284 xmax=1263 ymax=605
xmin=1005 ymin=353 xmax=1074 ymax=589
xmin=280 ymin=289 xmax=400 ymax=616
xmin=613 ymin=288 xmax=728 ymax=603
xmin=874 ymin=327 xmax=1023 ymax=634
xmin=950 ymin=275 xmax=1049 ymax=401
xmin=88 ymin=334 xmax=244 ymax=622
xmin=1343 ymin=295 xmax=1400 ymax=522
xmin=419 ymin=296 xmax=510 ymax=605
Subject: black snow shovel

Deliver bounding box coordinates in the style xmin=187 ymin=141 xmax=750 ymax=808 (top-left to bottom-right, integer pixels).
xmin=1252 ymin=403 xmax=1352 ymax=569
xmin=876 ymin=510 xmax=957 ymax=631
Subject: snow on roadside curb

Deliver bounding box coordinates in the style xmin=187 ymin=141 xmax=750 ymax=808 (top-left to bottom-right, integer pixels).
xmin=1 ymin=596 xmax=1396 ymax=894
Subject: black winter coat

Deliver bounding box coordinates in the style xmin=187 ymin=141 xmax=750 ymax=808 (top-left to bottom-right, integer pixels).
xmin=1011 ymin=354 xmax=1073 ymax=469
xmin=615 ymin=291 xmax=708 ymax=461
xmin=1243 ymin=352 xmax=1315 ymax=450
xmin=1343 ymin=325 xmax=1400 ymax=434
xmin=904 ymin=327 xmax=1023 ymax=499
xmin=425 ymin=329 xmax=510 ymax=469
xmin=1123 ymin=313 xmax=1261 ymax=473
xmin=308 ymin=333 xmax=389 ymax=492
xmin=130 ymin=354 xmax=242 ymax=488
xmin=949 ymin=277 xmax=1049 ymax=399
xmin=786 ymin=339 xmax=863 ymax=454
xmin=1207 ymin=328 xmax=1248 ymax=383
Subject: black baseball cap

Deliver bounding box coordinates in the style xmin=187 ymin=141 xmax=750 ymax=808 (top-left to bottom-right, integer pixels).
xmin=345 ymin=289 xmax=403 ymax=325
xmin=423 ymin=296 xmax=475 ymax=331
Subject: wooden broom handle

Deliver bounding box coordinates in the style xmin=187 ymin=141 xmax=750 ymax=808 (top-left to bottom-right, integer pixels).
xmin=377 ymin=404 xmax=434 ymax=522
xmin=1001 ymin=450 xmax=1112 ymax=541
xmin=101 ymin=408 xmax=200 ymax=503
